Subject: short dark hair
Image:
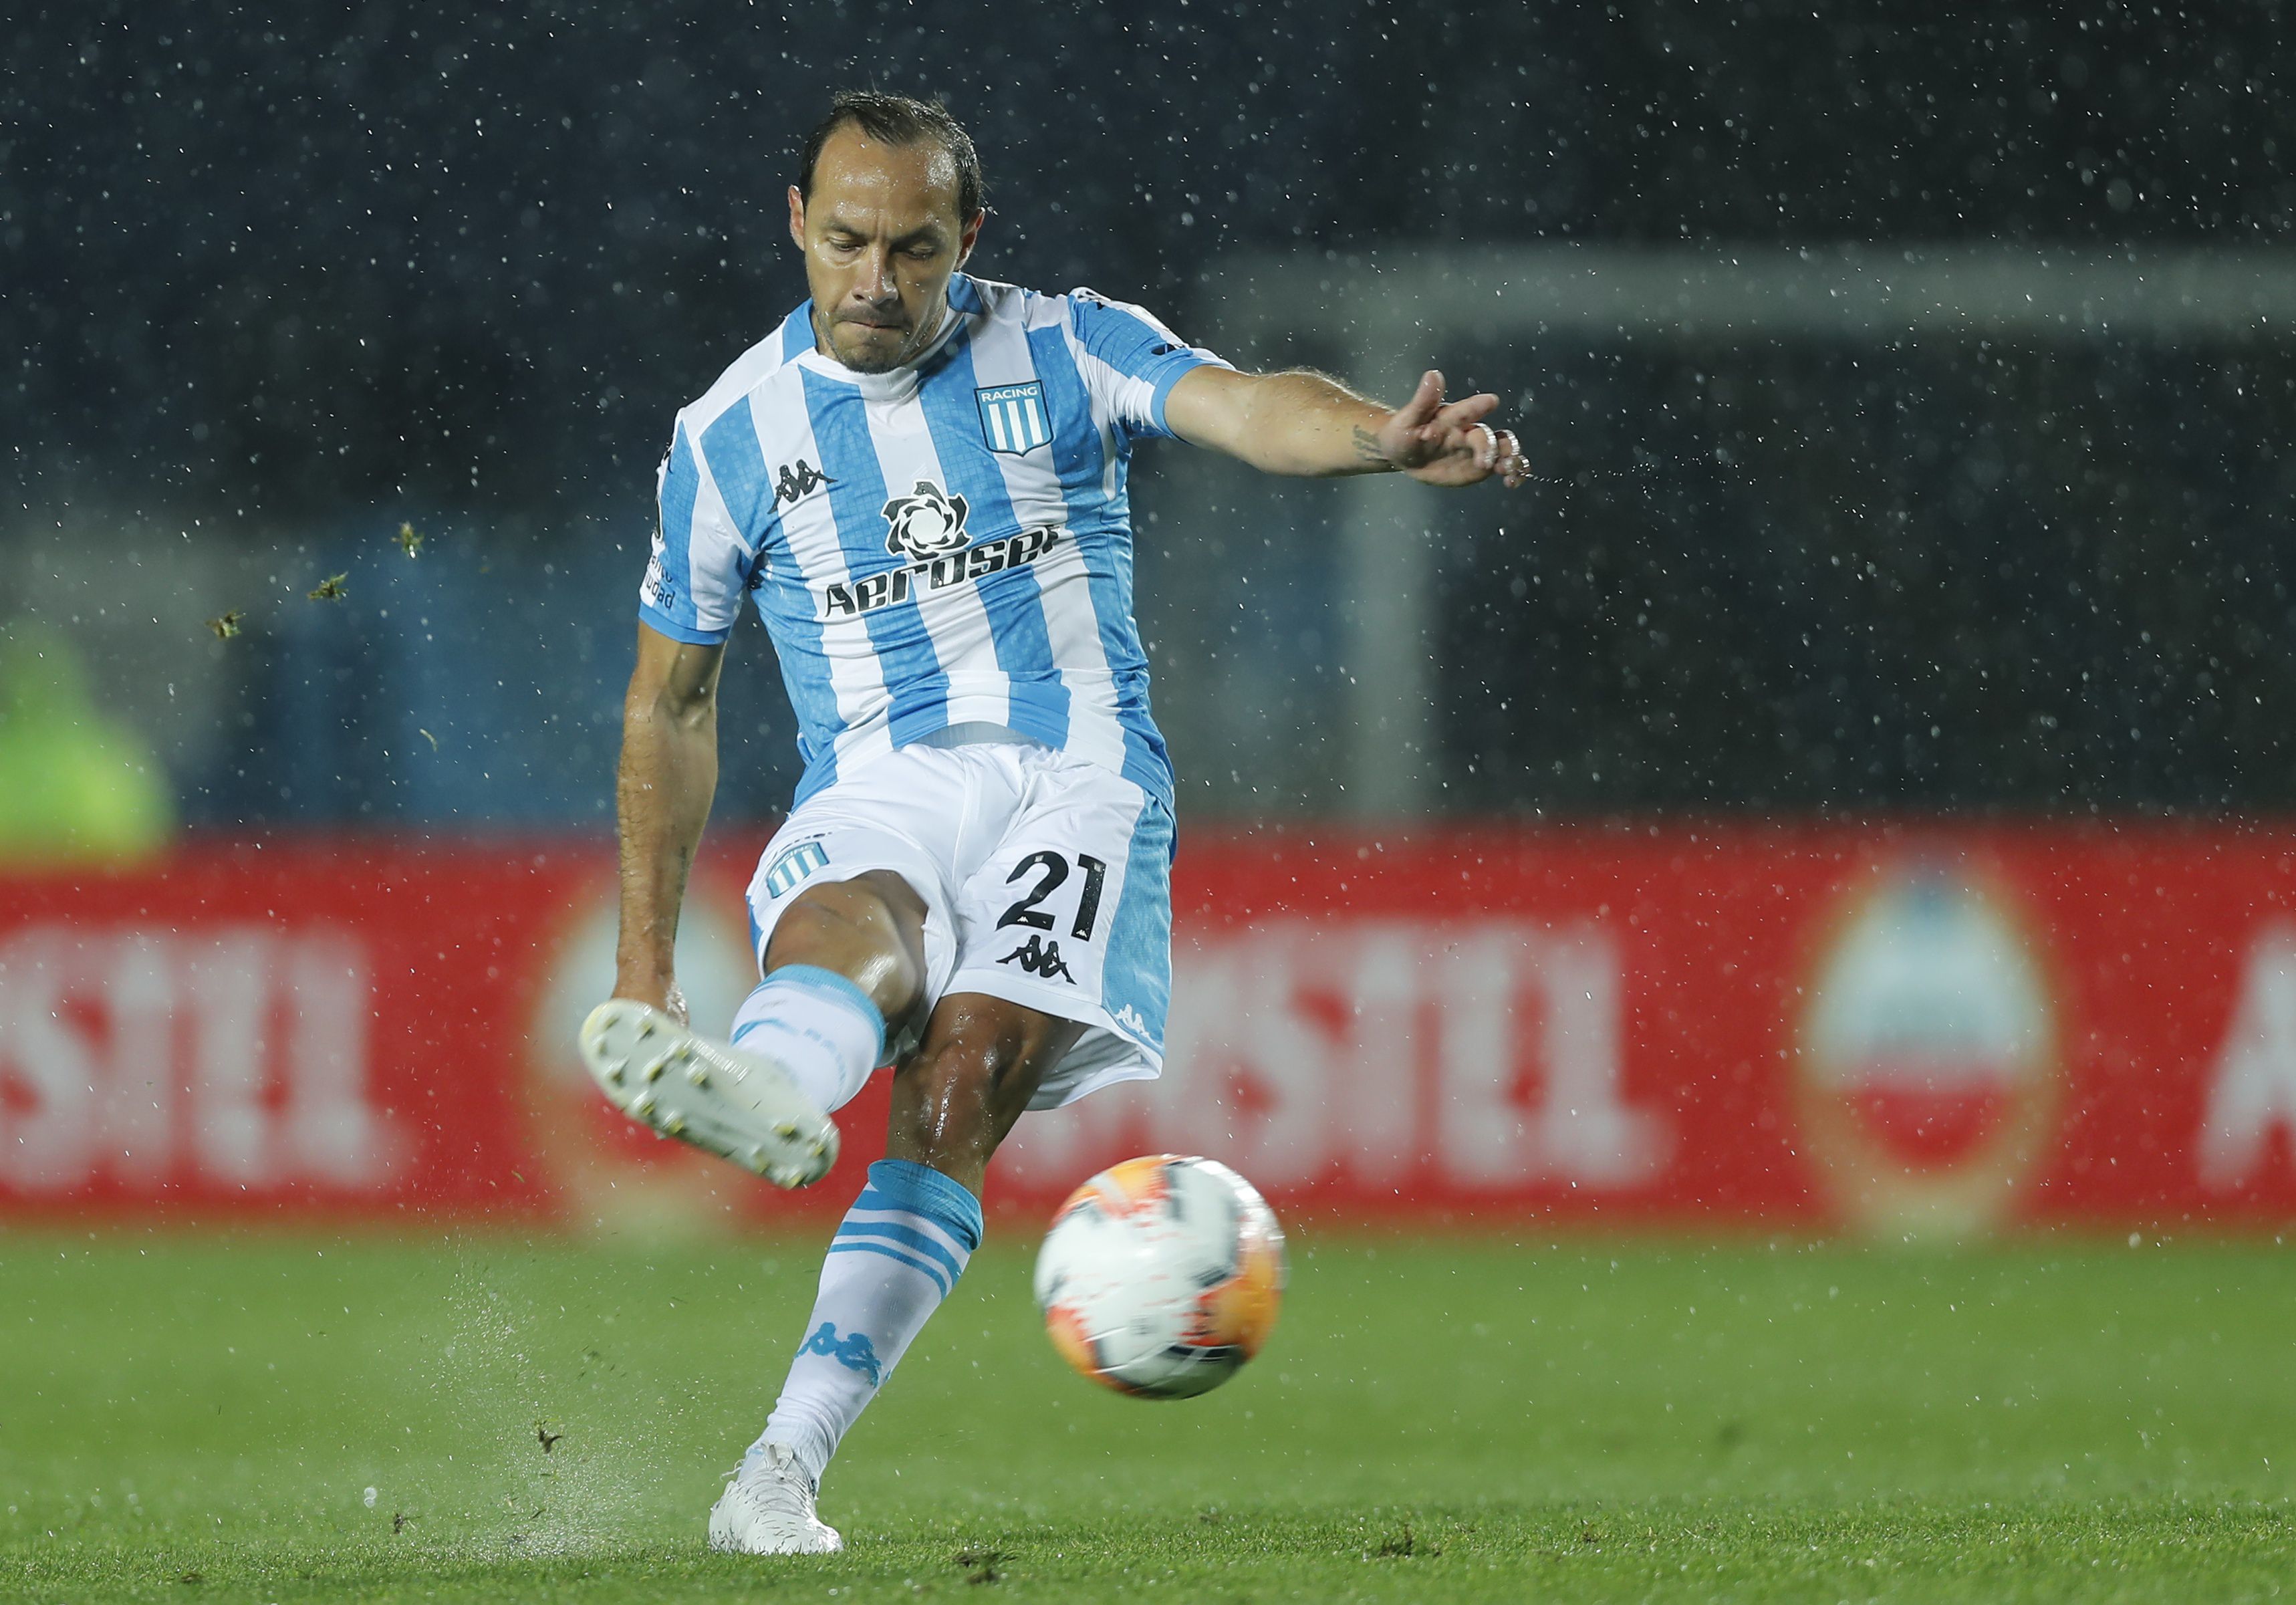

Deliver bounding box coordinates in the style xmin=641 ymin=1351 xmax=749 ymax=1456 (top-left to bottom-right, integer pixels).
xmin=797 ymin=90 xmax=985 ymax=223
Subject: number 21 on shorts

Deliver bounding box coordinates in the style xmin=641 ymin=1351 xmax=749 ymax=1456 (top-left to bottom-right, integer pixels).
xmin=997 ymin=851 xmax=1107 ymax=941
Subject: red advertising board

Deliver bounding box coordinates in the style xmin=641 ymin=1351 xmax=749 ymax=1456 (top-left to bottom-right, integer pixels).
xmin=6 ymin=823 xmax=2296 ymax=1233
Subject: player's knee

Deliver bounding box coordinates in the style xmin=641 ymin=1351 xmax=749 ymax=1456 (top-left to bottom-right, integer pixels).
xmin=767 ymin=879 xmax=924 ymax=1019
xmin=770 ymin=887 xmax=874 ymax=959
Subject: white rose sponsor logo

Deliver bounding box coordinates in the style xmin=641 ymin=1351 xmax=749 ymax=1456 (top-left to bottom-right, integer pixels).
xmin=819 ymin=477 xmax=1064 ymax=619
xmin=1795 ymin=862 xmax=2058 ymax=1235
xmin=882 ymin=479 xmax=971 ymax=560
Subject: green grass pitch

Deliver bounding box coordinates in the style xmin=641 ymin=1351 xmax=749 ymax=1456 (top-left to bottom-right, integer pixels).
xmin=5 ymin=1228 xmax=2294 ymax=1602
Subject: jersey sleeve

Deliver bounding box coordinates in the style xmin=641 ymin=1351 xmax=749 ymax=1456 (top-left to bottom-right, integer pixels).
xmin=1063 ymin=288 xmax=1232 ymax=442
xmin=639 ymin=418 xmax=751 ymax=645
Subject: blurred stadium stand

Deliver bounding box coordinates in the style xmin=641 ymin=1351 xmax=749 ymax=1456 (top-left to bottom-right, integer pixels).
xmin=5 ymin=3 xmax=2294 ymax=826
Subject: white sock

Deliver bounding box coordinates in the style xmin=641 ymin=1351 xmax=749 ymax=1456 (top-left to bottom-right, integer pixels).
xmin=751 ymin=1159 xmax=983 ymax=1487
xmin=729 ymin=964 xmax=884 ymax=1115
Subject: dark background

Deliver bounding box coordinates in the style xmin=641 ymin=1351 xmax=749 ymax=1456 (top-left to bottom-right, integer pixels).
xmin=6 ymin=1 xmax=2293 ymax=822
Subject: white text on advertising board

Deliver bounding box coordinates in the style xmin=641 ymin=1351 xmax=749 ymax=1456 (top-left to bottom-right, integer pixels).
xmin=0 ymin=924 xmax=406 ymax=1194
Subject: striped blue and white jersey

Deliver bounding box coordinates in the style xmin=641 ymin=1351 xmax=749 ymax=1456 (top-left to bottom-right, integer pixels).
xmin=640 ymin=274 xmax=1227 ymax=810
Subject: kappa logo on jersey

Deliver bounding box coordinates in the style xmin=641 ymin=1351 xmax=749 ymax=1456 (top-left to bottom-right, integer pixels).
xmin=821 ymin=525 xmax=1065 ymax=619
xmin=763 ymin=840 xmax=830 ymax=898
xmin=976 ymin=382 xmax=1051 ymax=455
xmin=882 ymin=479 xmax=971 ymax=560
xmin=998 ymin=933 xmax=1075 ymax=983
xmin=773 ymin=457 xmax=836 ymax=510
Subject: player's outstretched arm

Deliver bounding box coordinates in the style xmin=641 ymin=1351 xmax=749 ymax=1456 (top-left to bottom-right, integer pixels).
xmin=612 ymin=622 xmax=728 ymax=1022
xmin=1164 ymin=365 xmax=1527 ymax=488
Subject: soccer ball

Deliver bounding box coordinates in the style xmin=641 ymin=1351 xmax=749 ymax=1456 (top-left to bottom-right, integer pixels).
xmin=1033 ymin=1154 xmax=1287 ymax=1398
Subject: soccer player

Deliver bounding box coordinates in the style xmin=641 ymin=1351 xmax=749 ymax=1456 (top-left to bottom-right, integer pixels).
xmin=582 ymin=90 xmax=1525 ymax=1555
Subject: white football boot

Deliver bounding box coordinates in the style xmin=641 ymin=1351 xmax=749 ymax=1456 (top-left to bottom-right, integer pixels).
xmin=708 ymin=1443 xmax=844 ymax=1555
xmin=578 ymin=1000 xmax=838 ymax=1188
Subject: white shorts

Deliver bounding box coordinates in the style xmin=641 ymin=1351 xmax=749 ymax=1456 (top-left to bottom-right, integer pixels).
xmin=743 ymin=740 xmax=1174 ymax=1111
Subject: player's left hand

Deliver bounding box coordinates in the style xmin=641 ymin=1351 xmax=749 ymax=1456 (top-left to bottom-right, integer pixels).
xmin=1376 ymin=370 xmax=1527 ymax=488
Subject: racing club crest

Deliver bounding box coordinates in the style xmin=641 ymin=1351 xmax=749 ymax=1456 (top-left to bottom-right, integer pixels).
xmin=976 ymin=382 xmax=1051 ymax=455
xmin=881 ymin=479 xmax=971 ymax=560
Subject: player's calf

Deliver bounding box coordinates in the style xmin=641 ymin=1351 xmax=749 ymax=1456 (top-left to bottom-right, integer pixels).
xmin=729 ymin=963 xmax=890 ymax=1117
xmin=884 ymin=993 xmax=1083 ymax=1193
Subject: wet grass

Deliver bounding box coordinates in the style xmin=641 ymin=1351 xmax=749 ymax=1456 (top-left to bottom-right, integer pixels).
xmin=5 ymin=1230 xmax=2293 ymax=1600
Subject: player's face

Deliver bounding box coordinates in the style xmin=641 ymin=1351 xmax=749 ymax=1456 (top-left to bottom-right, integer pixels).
xmin=789 ymin=128 xmax=982 ymax=374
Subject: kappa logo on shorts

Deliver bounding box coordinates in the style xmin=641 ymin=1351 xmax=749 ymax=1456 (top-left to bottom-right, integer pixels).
xmin=1111 ymin=1003 xmax=1148 ymax=1038
xmin=763 ymin=840 xmax=830 ymax=898
xmin=975 ymin=382 xmax=1051 ymax=455
xmin=998 ymin=933 xmax=1075 ymax=983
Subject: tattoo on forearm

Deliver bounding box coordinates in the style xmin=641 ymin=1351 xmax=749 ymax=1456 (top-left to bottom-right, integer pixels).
xmin=1351 ymin=426 xmax=1392 ymax=469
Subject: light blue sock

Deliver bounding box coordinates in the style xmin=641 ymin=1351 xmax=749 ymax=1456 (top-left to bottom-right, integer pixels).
xmin=753 ymin=1160 xmax=984 ymax=1485
xmin=729 ymin=964 xmax=885 ymax=1115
